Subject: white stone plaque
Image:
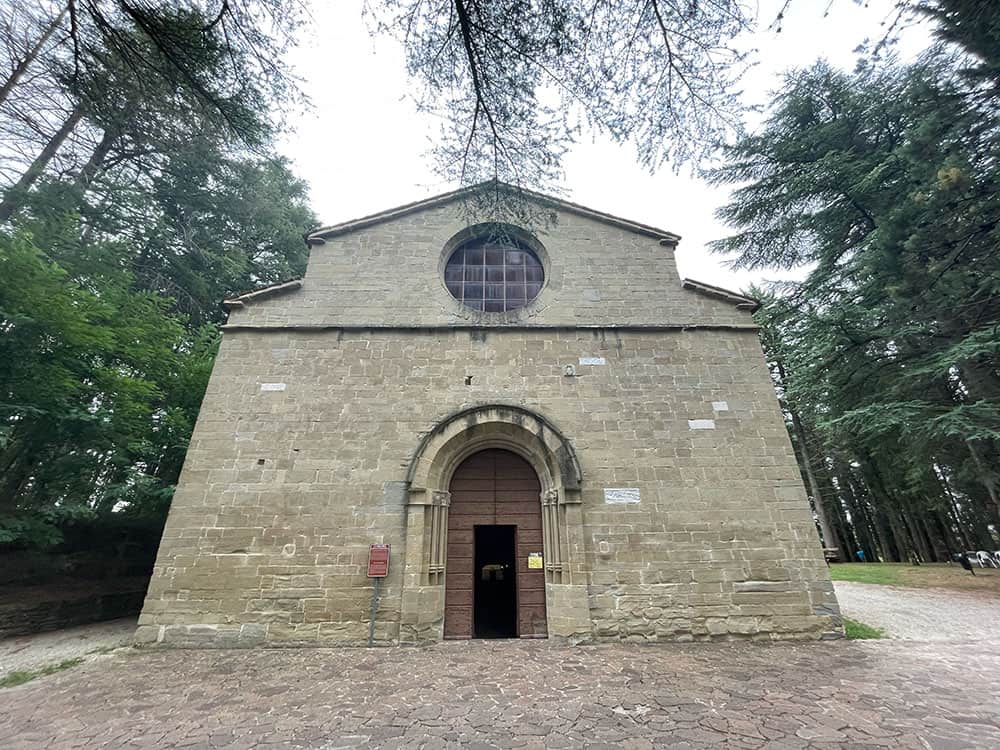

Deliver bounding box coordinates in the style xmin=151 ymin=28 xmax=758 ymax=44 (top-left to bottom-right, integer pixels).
xmin=604 ymin=488 xmax=641 ymax=504
xmin=578 ymin=357 xmax=606 ymax=366
xmin=260 ymin=383 xmax=286 ymax=392
xmin=712 ymin=401 xmax=729 ymax=411
xmin=688 ymin=419 xmax=716 ymax=430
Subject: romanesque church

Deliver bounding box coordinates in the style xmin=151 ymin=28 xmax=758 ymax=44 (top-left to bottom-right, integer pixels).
xmin=136 ymin=183 xmax=841 ymax=646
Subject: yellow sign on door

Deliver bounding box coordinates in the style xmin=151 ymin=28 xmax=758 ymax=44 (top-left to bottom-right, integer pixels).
xmin=527 ymin=553 xmax=543 ymax=569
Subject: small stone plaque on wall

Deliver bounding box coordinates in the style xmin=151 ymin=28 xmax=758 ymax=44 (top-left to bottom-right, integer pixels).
xmin=604 ymin=488 xmax=640 ymax=504
xmin=579 ymin=357 xmax=606 ymax=366
xmin=688 ymin=419 xmax=716 ymax=430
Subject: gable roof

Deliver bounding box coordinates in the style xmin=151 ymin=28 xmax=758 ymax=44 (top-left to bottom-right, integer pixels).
xmin=305 ymin=181 xmax=682 ymax=245
xmin=222 ymin=185 xmax=757 ymax=315
xmin=682 ymin=279 xmax=759 ymax=312
xmin=223 ymin=279 xmax=302 ymax=310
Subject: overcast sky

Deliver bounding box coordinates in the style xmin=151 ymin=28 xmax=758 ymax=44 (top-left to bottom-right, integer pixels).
xmin=278 ymin=1 xmax=931 ymax=292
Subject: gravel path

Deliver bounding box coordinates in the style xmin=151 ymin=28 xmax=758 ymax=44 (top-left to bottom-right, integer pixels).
xmin=834 ymin=581 xmax=1000 ymax=641
xmin=0 ymin=617 xmax=136 ymax=677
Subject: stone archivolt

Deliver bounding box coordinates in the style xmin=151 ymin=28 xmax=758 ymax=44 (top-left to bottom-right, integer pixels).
xmin=400 ymin=404 xmax=591 ymax=643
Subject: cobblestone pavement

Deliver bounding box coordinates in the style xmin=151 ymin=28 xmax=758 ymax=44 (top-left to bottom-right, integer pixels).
xmin=3 ymin=638 xmax=1000 ymax=749
xmin=835 ymin=581 xmax=1000 ymax=640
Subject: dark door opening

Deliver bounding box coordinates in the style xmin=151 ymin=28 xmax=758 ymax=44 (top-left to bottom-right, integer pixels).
xmin=474 ymin=525 xmax=517 ymax=638
xmin=445 ymin=449 xmax=546 ymax=639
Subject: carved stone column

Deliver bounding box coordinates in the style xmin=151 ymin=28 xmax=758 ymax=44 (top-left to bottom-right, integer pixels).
xmin=544 ymin=486 xmax=592 ymax=642
xmin=399 ymin=488 xmax=450 ymax=644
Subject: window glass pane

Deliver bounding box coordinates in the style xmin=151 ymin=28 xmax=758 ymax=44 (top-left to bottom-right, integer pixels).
xmin=484 ymin=246 xmax=505 ymax=265
xmin=445 ymin=236 xmax=543 ymax=312
xmin=505 ymin=266 xmax=525 ymax=283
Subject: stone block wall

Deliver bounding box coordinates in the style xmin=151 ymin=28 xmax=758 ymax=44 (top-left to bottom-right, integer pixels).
xmin=136 ymin=325 xmax=841 ymax=646
xmin=225 ymin=204 xmax=751 ymax=330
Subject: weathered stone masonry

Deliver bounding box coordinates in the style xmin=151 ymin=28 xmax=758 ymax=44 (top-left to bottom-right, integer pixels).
xmin=136 ymin=185 xmax=841 ymax=647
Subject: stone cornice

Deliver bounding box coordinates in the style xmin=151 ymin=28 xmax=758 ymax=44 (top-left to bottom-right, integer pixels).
xmin=219 ymin=323 xmax=760 ymax=333
xmin=222 ymin=279 xmax=303 ymax=310
xmin=305 ymin=181 xmax=682 ymax=245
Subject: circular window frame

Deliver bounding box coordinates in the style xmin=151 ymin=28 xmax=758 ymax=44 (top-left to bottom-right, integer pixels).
xmin=438 ymin=223 xmax=550 ymax=322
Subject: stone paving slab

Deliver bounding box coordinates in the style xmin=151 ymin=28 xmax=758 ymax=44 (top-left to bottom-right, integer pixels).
xmin=3 ymin=638 xmax=1000 ymax=749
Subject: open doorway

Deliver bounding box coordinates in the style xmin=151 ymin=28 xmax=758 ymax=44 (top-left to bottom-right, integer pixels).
xmin=444 ymin=449 xmax=547 ymax=639
xmin=474 ymin=525 xmax=517 ymax=638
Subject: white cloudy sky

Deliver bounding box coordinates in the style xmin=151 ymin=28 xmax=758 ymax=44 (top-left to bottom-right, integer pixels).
xmin=278 ymin=1 xmax=931 ymax=292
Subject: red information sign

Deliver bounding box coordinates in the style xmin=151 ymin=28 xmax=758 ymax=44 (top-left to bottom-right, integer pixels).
xmin=367 ymin=544 xmax=390 ymax=578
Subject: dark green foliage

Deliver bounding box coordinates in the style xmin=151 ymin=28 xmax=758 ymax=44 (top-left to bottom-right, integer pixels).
xmin=0 ymin=3 xmax=315 ymax=551
xmin=711 ymin=43 xmax=1000 ymax=559
xmin=915 ymin=1 xmax=1000 ymax=88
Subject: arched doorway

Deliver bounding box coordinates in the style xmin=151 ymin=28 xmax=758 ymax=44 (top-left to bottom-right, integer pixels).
xmin=398 ymin=404 xmax=591 ymax=644
xmin=444 ymin=449 xmax=547 ymax=638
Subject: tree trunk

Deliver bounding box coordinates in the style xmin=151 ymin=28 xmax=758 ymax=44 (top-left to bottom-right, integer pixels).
xmin=0 ymin=104 xmax=84 ymax=222
xmin=859 ymin=457 xmax=904 ymax=561
xmin=886 ymin=511 xmax=911 ymax=562
xmin=921 ymin=513 xmax=949 ymax=561
xmin=872 ymin=511 xmax=896 ymax=562
xmin=966 ymin=440 xmax=1000 ymax=517
xmin=933 ymin=509 xmax=960 ymax=555
xmin=74 ymin=124 xmax=121 ymax=191
xmin=901 ymin=505 xmax=932 ymax=563
xmin=776 ymin=360 xmax=842 ymax=557
xmin=836 ymin=461 xmax=880 ymax=561
xmin=0 ymin=8 xmax=68 ymax=109
xmin=935 ymin=464 xmax=975 ymax=549
xmin=795 ymin=417 xmax=841 ymax=554
xmin=817 ymin=459 xmax=855 ymax=561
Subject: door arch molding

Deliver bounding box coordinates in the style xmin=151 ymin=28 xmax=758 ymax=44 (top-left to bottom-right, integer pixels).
xmin=398 ymin=404 xmax=591 ymax=643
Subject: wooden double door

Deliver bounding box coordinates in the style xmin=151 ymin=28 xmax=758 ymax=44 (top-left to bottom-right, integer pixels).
xmin=444 ymin=449 xmax=548 ymax=638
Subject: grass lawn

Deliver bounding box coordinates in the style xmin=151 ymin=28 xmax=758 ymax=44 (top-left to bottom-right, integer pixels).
xmin=842 ymin=618 xmax=885 ymax=639
xmin=829 ymin=562 xmax=1000 ymax=596
xmin=0 ymin=658 xmax=83 ymax=689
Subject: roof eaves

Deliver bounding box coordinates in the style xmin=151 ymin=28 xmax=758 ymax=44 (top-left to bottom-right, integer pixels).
xmin=681 ymin=278 xmax=759 ymax=312
xmin=305 ymin=181 xmax=682 ymax=244
xmin=223 ymin=279 xmax=303 ymax=310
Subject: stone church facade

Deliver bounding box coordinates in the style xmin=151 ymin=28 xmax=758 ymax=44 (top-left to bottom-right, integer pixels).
xmin=135 ymin=184 xmax=842 ymax=647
